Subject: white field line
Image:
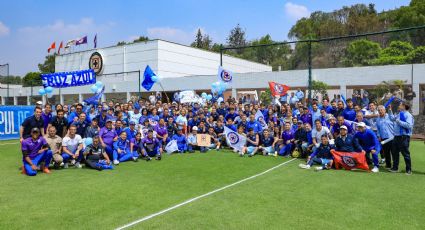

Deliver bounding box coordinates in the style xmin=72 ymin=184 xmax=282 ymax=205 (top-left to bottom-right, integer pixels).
xmin=115 ymin=158 xmax=297 ymax=230
xmin=0 ymin=142 xmax=19 ymax=146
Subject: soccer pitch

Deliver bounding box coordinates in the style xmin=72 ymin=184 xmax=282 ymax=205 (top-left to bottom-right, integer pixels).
xmin=1 ymin=141 xmax=424 ymax=230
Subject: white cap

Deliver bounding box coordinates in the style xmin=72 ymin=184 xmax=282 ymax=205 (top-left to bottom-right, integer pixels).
xmin=340 ymin=125 xmax=348 ymax=130
xmin=357 ymin=122 xmax=366 ymax=128
xmin=36 ymin=101 xmax=43 ymax=105
xmin=192 ymin=126 xmax=198 ymax=131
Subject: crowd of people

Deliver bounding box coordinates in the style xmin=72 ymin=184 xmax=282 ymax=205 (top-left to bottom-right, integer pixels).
xmin=19 ymin=90 xmax=415 ymax=176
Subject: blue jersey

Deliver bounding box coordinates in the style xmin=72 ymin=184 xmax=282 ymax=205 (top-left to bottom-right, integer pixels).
xmin=354 ymin=129 xmax=381 ymax=152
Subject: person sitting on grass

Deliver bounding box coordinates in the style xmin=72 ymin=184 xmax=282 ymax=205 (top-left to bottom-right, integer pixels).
xmin=279 ymin=122 xmax=295 ymax=157
xmin=21 ymin=127 xmax=52 ymax=176
xmin=187 ymin=126 xmax=201 ymax=153
xmin=154 ymin=118 xmax=169 ymax=147
xmin=299 ymin=135 xmax=334 ymax=171
xmin=61 ymin=124 xmax=84 ymax=169
xmin=207 ymin=126 xmax=221 ymax=151
xmin=99 ymin=119 xmax=118 ymax=160
xmin=259 ymin=129 xmax=277 ymax=156
xmin=44 ymin=126 xmax=63 ymax=169
xmin=141 ymin=129 xmax=162 ymax=161
xmin=241 ymin=128 xmax=259 ymax=157
xmin=83 ymin=135 xmax=113 ymax=170
xmin=130 ymin=132 xmax=143 ymax=161
xmin=172 ymin=128 xmax=188 ymax=153
xmin=112 ymin=131 xmax=134 ymax=165
xmin=232 ymin=125 xmax=247 ymax=155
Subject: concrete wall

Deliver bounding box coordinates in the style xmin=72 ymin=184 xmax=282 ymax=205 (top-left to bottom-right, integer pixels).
xmin=2 ymin=64 xmax=425 ymax=115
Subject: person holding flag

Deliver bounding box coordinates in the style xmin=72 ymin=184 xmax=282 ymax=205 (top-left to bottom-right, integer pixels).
xmin=224 ymin=125 xmax=247 ymax=155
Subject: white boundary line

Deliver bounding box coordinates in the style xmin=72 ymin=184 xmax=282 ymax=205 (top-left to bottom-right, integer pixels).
xmin=115 ymin=158 xmax=297 ymax=230
xmin=0 ymin=142 xmax=19 ymax=146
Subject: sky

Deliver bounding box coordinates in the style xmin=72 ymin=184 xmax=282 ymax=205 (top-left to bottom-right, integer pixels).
xmin=0 ymin=0 xmax=410 ymax=76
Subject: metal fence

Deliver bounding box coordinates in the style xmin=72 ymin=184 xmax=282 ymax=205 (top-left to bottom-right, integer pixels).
xmin=219 ymin=25 xmax=425 ymax=104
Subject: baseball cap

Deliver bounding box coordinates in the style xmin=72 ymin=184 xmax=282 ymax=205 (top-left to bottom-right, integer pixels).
xmin=340 ymin=125 xmax=348 ymax=130
xmin=297 ymin=120 xmax=303 ymax=124
xmin=129 ymin=121 xmax=136 ymax=125
xmin=192 ymin=126 xmax=198 ymax=131
xmin=357 ymin=122 xmax=366 ymax=128
xmin=36 ymin=101 xmax=43 ymax=106
xmin=106 ymin=119 xmax=114 ymax=123
xmin=31 ymin=127 xmax=40 ymax=133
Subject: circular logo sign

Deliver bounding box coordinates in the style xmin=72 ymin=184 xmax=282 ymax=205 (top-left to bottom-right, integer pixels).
xmin=342 ymin=156 xmax=356 ymax=167
xmin=220 ymin=70 xmax=232 ymax=82
xmin=89 ymin=52 xmax=103 ymax=75
xmin=227 ymin=131 xmax=239 ymax=145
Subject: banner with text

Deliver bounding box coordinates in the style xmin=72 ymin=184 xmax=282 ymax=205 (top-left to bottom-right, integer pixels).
xmin=0 ymin=106 xmax=35 ymax=140
xmin=41 ymin=69 xmax=96 ymax=88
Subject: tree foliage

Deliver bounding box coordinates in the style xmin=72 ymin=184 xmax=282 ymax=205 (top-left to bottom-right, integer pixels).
xmin=23 ymin=72 xmax=42 ymax=87
xmin=311 ymin=80 xmax=329 ymax=98
xmin=38 ymin=55 xmax=55 ymax=73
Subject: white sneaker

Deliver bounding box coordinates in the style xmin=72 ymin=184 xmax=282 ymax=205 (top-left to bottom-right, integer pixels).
xmin=239 ymin=152 xmax=244 ymax=157
xmin=315 ymin=166 xmax=323 ymax=171
xmin=75 ymin=162 xmax=82 ymax=168
xmin=113 ymin=160 xmax=120 ymax=165
xmin=274 ymin=151 xmax=278 ymax=157
xmin=70 ymin=159 xmax=76 ymax=165
xmin=372 ymin=166 xmax=379 ymax=173
xmin=63 ymin=163 xmax=69 ymax=169
xmin=233 ymin=149 xmax=238 ymax=153
xmin=59 ymin=162 xmax=64 ymax=167
xmin=298 ymin=164 xmax=310 ymax=169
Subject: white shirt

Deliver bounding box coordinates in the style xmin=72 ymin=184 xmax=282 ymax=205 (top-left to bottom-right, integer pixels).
xmin=62 ymin=134 xmax=83 ymax=153
xmin=312 ymin=126 xmax=330 ymax=144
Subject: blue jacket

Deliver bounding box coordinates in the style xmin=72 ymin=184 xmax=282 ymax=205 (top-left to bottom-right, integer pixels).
xmin=113 ymin=138 xmax=130 ymax=151
xmin=245 ymin=120 xmax=262 ymax=134
xmin=335 ymin=134 xmax=362 ymax=152
xmin=172 ymin=134 xmax=188 ymax=151
xmin=354 ymin=129 xmax=381 ymax=153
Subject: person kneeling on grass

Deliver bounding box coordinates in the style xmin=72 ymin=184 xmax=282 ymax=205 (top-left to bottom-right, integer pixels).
xmin=279 ymin=122 xmax=295 ymax=157
xmin=299 ymin=135 xmax=334 ymax=171
xmin=61 ymin=124 xmax=84 ymax=169
xmin=172 ymin=128 xmax=188 ymax=153
xmin=259 ymin=129 xmax=277 ymax=156
xmin=113 ymin=132 xmax=134 ymax=165
xmin=21 ymin=127 xmax=52 ymax=176
xmin=354 ymin=122 xmax=381 ymax=173
xmin=83 ymin=136 xmax=113 ymax=170
xmin=130 ymin=132 xmax=143 ymax=161
xmin=141 ymin=129 xmax=162 ymax=161
xmin=241 ymin=128 xmax=259 ymax=157
xmin=187 ymin=126 xmax=202 ymax=153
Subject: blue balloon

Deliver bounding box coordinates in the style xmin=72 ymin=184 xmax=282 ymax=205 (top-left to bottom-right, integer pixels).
xmin=45 ymin=86 xmax=53 ymax=93
xmin=84 ymin=138 xmax=93 ymax=147
xmin=95 ymin=81 xmax=103 ymax=88
xmin=151 ymin=75 xmax=158 ymax=82
xmin=207 ymin=94 xmax=213 ymax=101
xmin=91 ymin=85 xmax=99 ymax=93
xmin=38 ymin=88 xmax=46 ymax=95
xmin=201 ymin=92 xmax=207 ymax=98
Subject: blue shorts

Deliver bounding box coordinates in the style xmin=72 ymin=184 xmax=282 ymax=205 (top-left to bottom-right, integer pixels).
xmin=247 ymin=146 xmax=257 ymax=154
xmin=263 ymin=146 xmax=274 ymax=154
xmin=320 ymin=158 xmax=332 ymax=166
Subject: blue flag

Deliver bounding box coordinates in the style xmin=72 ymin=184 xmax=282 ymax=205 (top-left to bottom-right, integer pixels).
xmin=84 ymin=86 xmax=105 ymax=105
xmin=142 ymin=65 xmax=156 ymax=91
xmin=384 ymin=96 xmax=395 ymax=108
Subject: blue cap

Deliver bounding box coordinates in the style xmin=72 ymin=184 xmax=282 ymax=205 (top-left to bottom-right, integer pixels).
xmin=129 ymin=121 xmax=136 ymax=125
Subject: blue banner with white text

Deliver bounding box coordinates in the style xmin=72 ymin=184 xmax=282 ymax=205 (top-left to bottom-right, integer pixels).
xmin=41 ymin=69 xmax=96 ymax=88
xmin=0 ymin=106 xmax=35 ymax=140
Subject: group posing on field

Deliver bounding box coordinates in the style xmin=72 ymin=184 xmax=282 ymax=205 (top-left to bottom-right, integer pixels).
xmin=19 ymin=89 xmax=414 ymax=176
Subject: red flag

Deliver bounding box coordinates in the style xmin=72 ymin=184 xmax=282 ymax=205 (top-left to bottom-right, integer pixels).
xmin=331 ymin=150 xmax=369 ymax=171
xmin=268 ymin=82 xmax=290 ymax=97
xmin=57 ymin=41 xmax=63 ymax=54
xmin=47 ymin=42 xmax=56 ymax=53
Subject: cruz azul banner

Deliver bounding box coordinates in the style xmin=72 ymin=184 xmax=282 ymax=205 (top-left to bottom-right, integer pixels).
xmin=0 ymin=106 xmax=34 ymax=140
xmin=41 ymin=69 xmax=96 ymax=88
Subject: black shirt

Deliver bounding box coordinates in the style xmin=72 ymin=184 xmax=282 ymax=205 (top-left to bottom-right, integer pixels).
xmin=49 ymin=116 xmax=68 ymax=138
xmin=21 ymin=115 xmax=44 ymax=139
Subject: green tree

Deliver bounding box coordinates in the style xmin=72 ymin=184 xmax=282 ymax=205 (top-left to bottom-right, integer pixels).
xmin=260 ymin=89 xmax=272 ymax=105
xmin=226 ymin=24 xmax=247 ymax=54
xmin=38 ymin=55 xmax=55 ymax=73
xmin=190 ymin=29 xmax=213 ymax=50
xmin=23 ymin=72 xmax=42 ymax=87
xmin=372 ymin=41 xmax=413 ymax=65
xmin=407 ymin=46 xmax=425 ymax=63
xmin=0 ymin=76 xmax=22 ymax=85
xmin=344 ymin=39 xmax=381 ymax=66
xmin=311 ymin=80 xmax=329 ymax=98
xmin=133 ymin=36 xmax=149 ymax=43
xmin=116 ymin=41 xmax=127 ymax=46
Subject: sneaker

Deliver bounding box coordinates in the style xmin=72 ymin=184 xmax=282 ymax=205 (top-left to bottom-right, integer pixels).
xmin=216 ymin=147 xmax=220 ymax=151
xmin=406 ymin=170 xmax=412 ymax=175
xmin=239 ymin=152 xmax=244 ymax=157
xmin=371 ymin=166 xmax=379 ymax=173
xmin=298 ymin=164 xmax=310 ymax=169
xmin=314 ymin=166 xmax=323 ymax=171
xmin=146 ymin=157 xmax=152 ymax=161
xmin=70 ymin=159 xmax=76 ymax=165
xmin=113 ymin=160 xmax=120 ymax=165
xmin=59 ymin=162 xmax=64 ymax=167
xmin=379 ymin=158 xmax=386 ymax=165
xmin=233 ymin=149 xmax=238 ymax=153
xmin=248 ymin=153 xmax=253 ymax=157
xmin=133 ymin=157 xmax=138 ymax=162
xmin=75 ymin=162 xmax=82 ymax=169
xmin=388 ymin=168 xmax=398 ymax=173
xmin=156 ymin=155 xmax=161 ymax=161
xmin=64 ymin=163 xmax=69 ymax=169
xmin=274 ymin=151 xmax=278 ymax=157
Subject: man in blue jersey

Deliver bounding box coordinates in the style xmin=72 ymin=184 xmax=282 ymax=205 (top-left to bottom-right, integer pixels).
xmin=354 ymin=122 xmax=381 ymax=173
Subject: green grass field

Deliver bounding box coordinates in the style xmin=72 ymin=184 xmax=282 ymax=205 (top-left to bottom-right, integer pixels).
xmin=1 ymin=141 xmax=424 ymax=230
